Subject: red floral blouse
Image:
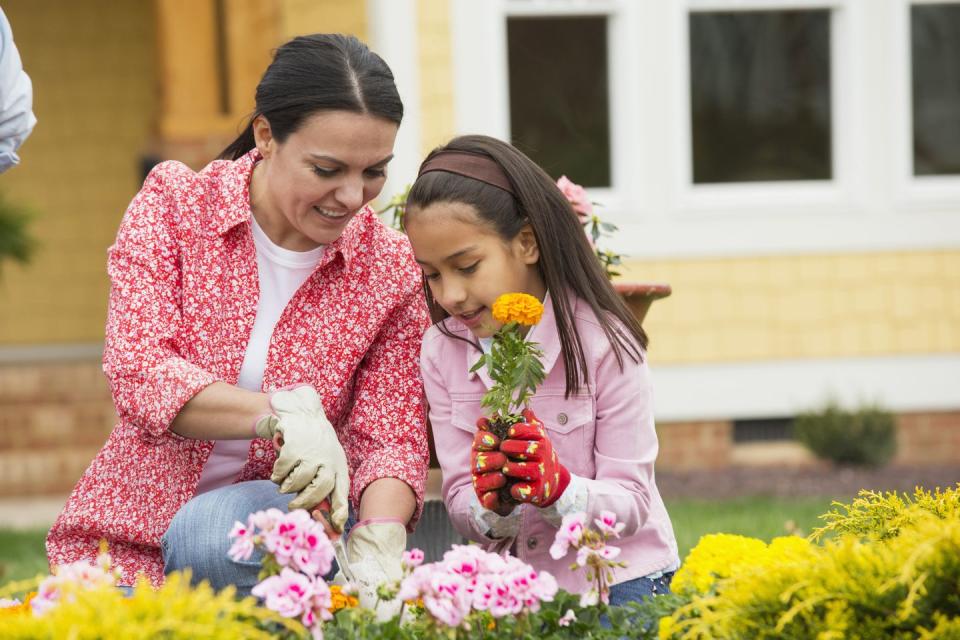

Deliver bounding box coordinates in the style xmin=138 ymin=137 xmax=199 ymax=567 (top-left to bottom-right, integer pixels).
xmin=46 ymin=150 xmax=430 ymax=586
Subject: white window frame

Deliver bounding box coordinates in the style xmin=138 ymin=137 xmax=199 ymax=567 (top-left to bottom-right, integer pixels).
xmin=894 ymin=0 xmax=960 ymax=210
xmin=452 ymin=0 xmax=629 ymax=210
xmin=675 ymin=0 xmax=854 ymax=213
xmin=449 ymin=0 xmax=960 ymax=259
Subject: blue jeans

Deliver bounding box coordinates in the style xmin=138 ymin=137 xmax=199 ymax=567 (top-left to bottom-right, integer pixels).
xmin=161 ymin=480 xmax=348 ymax=597
xmin=608 ymin=571 xmax=675 ymax=606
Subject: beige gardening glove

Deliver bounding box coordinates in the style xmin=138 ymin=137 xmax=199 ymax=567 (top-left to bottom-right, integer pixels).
xmin=255 ymin=385 xmax=349 ymax=531
xmin=345 ymin=519 xmax=407 ymax=621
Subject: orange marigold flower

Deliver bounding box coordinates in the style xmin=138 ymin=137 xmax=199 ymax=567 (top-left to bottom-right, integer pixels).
xmin=491 ymin=293 xmax=544 ymax=326
xmin=0 ymin=592 xmax=35 ymax=616
xmin=328 ymin=585 xmax=359 ymax=612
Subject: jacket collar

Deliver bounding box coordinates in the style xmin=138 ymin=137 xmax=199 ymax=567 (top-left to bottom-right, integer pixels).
xmin=465 ymin=290 xmax=568 ymax=390
xmin=212 ymin=149 xmax=364 ymax=267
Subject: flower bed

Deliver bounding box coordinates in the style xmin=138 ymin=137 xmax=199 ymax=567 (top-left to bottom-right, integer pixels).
xmin=3 ymin=485 xmax=958 ymax=638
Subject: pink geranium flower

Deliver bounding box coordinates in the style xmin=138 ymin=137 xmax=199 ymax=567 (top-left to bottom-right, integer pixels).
xmin=252 ymin=567 xmax=315 ymax=619
xmin=595 ymin=511 xmax=626 ymax=538
xmin=556 ymin=175 xmax=594 ymax=222
xmin=397 ymin=544 xmax=557 ymax=627
xmin=549 ymin=512 xmax=586 ymax=559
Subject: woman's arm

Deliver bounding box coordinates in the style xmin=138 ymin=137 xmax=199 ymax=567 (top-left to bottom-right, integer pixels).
xmin=170 ymin=381 xmax=271 ymax=440
xmin=357 ymin=477 xmax=416 ymax=522
xmin=343 ymin=288 xmax=431 ymax=527
xmin=104 ymin=163 xmax=223 ymax=438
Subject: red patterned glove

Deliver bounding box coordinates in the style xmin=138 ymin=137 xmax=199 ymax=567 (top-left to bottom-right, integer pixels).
xmin=471 ymin=418 xmax=512 ymax=516
xmin=500 ymin=408 xmax=571 ymax=508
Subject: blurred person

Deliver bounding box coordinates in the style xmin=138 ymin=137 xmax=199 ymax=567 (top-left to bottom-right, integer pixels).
xmin=0 ymin=6 xmax=36 ymax=173
xmin=46 ymin=34 xmax=430 ymax=609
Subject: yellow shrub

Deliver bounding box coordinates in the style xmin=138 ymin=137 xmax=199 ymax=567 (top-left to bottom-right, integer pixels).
xmin=0 ymin=571 xmax=301 ymax=639
xmin=662 ymin=501 xmax=960 ymax=640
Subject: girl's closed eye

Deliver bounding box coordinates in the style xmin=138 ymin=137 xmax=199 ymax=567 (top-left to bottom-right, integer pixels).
xmin=459 ymin=261 xmax=480 ymax=275
xmin=423 ymin=270 xmax=440 ymax=281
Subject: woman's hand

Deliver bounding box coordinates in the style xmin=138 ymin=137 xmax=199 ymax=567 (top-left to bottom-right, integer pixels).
xmin=309 ymin=498 xmax=341 ymax=541
xmin=472 ymin=417 xmax=513 ymax=516
xmin=500 ymin=408 xmax=570 ymax=508
xmin=255 ymin=385 xmax=349 ymax=531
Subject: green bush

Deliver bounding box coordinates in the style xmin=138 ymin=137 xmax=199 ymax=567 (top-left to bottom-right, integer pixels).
xmin=793 ymin=401 xmax=896 ymax=467
xmin=0 ymin=190 xmax=36 ymax=274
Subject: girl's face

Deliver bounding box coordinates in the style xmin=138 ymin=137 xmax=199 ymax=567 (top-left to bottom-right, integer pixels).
xmin=405 ymin=201 xmax=546 ymax=338
xmin=250 ymin=110 xmax=398 ymax=251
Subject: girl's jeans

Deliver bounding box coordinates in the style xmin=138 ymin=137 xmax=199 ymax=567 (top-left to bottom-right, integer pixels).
xmin=608 ymin=570 xmax=675 ymax=605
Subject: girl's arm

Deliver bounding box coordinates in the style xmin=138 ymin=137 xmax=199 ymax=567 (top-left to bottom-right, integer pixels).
xmin=546 ymin=345 xmax=662 ymax=538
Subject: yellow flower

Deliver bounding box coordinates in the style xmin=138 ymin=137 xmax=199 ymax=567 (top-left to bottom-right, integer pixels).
xmin=658 ymin=614 xmax=676 ymax=639
xmin=328 ymin=585 xmax=358 ymax=612
xmin=491 ymin=293 xmax=544 ymax=326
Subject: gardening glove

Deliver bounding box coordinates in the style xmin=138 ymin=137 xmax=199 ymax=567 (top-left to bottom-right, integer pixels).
xmin=254 ymin=385 xmax=349 ymax=531
xmin=472 ymin=417 xmax=513 ymax=516
xmin=500 ymin=408 xmax=571 ymax=508
xmin=345 ymin=519 xmax=407 ymax=621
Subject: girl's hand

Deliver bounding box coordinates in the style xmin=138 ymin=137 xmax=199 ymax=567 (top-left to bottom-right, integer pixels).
xmin=472 ymin=417 xmax=513 ymax=516
xmin=500 ymin=408 xmax=571 ymax=508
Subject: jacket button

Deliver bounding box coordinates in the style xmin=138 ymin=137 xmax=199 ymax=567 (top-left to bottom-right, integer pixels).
xmin=255 ymin=449 xmax=265 ymax=458
xmin=557 ymin=412 xmax=568 ymax=425
xmin=526 ymin=537 xmax=538 ymax=550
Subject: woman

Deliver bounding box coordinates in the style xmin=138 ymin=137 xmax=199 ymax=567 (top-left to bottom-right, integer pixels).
xmin=46 ymin=34 xmax=429 ymax=606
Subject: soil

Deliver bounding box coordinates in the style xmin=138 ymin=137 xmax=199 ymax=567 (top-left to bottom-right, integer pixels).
xmin=656 ymin=464 xmax=960 ymax=501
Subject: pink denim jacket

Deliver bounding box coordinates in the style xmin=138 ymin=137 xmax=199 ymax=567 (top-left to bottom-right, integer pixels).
xmin=420 ymin=291 xmax=679 ymax=594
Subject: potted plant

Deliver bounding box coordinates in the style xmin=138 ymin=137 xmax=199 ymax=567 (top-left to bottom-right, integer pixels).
xmin=555 ymin=176 xmax=670 ymax=325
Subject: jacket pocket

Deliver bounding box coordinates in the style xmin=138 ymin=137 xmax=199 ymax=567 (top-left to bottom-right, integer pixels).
xmin=529 ymin=394 xmax=594 ymax=466
xmin=450 ymin=397 xmax=485 ymax=434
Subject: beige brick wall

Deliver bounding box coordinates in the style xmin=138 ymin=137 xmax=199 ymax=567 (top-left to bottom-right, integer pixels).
xmin=895 ymin=411 xmax=960 ymax=466
xmin=656 ymin=421 xmax=733 ymax=471
xmin=621 ymin=250 xmax=960 ymax=364
xmin=0 ymin=1 xmax=157 ymax=345
xmin=0 ymin=358 xmax=955 ymax=495
xmin=654 ymin=411 xmax=960 ymax=472
xmin=0 ymin=360 xmax=114 ymax=497
xmin=417 ymin=0 xmax=455 ymax=155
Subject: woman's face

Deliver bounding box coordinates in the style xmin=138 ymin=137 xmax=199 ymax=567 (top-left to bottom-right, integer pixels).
xmin=251 ymin=110 xmax=398 ymax=251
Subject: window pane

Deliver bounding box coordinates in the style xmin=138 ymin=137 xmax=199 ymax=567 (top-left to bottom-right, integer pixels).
xmin=689 ymin=10 xmax=832 ymax=183
xmin=507 ymin=16 xmax=610 ymax=187
xmin=912 ymin=4 xmax=960 ymax=176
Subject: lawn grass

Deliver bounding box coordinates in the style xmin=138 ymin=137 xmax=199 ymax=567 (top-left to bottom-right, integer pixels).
xmin=0 ymin=528 xmax=49 ymax=584
xmin=0 ymin=495 xmax=839 ymax=585
xmin=666 ymin=495 xmax=834 ymax=559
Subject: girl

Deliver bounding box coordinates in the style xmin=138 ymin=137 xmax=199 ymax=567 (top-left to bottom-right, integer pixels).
xmin=404 ymin=135 xmax=679 ymax=603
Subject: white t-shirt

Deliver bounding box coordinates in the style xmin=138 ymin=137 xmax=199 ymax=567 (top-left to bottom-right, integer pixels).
xmin=194 ymin=215 xmax=325 ymax=494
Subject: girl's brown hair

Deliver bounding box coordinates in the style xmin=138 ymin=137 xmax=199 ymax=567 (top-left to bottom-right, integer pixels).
xmin=405 ymin=135 xmax=647 ymax=397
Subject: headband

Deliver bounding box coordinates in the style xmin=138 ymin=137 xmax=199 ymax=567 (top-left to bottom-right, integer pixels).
xmin=417 ymin=151 xmax=515 ymax=195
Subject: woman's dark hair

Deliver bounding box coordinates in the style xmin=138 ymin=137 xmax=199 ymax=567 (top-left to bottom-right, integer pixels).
xmin=405 ymin=135 xmax=648 ymax=397
xmin=219 ymin=34 xmax=402 ymax=160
